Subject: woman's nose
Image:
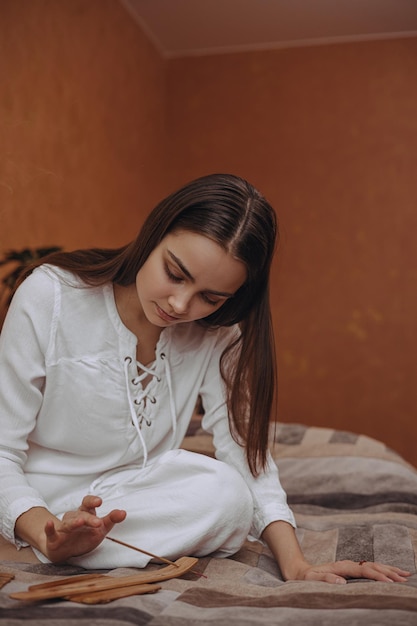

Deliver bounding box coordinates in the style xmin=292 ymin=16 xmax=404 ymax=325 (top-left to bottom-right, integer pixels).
xmin=168 ymin=290 xmax=191 ymax=314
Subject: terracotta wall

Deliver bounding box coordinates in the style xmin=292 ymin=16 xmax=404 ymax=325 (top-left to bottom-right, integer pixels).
xmin=1 ymin=1 xmax=416 ymax=466
xmin=0 ymin=0 xmax=165 ymax=255
xmin=166 ymin=39 xmax=417 ymax=466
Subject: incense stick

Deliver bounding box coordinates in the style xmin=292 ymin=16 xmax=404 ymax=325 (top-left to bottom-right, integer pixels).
xmin=106 ymin=536 xmax=178 ymax=567
xmin=105 ymin=536 xmax=207 ymax=578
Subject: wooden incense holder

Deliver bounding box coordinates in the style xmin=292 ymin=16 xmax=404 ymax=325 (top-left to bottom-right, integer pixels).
xmin=9 ymin=556 xmax=198 ymax=605
xmin=0 ymin=573 xmax=15 ymax=590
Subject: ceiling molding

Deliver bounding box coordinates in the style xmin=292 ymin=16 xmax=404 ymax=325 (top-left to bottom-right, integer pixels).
xmin=120 ymin=0 xmax=417 ymax=59
xmin=161 ymin=30 xmax=417 ymax=59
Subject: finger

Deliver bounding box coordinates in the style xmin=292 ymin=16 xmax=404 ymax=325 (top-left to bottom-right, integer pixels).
xmin=326 ymin=574 xmax=347 ymax=585
xmin=72 ymin=513 xmax=103 ymax=529
xmin=304 ymin=567 xmax=347 ymax=584
xmin=359 ymin=563 xmax=410 ymax=583
xmin=44 ymin=519 xmax=57 ymax=537
xmin=376 ymin=565 xmax=411 ymax=577
xmin=102 ymin=509 xmax=127 ymax=532
xmin=108 ymin=509 xmax=127 ymax=523
xmin=393 ymin=567 xmax=411 ymax=576
xmin=314 ymin=572 xmax=347 ymax=585
xmin=60 ymin=510 xmax=103 ymax=532
xmin=327 ymin=560 xmax=410 ymax=583
xmin=79 ymin=494 xmax=102 ymax=512
xmin=379 ymin=568 xmax=411 ymax=583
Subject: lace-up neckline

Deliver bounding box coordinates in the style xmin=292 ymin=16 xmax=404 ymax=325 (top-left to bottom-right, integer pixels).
xmin=123 ymin=353 xmax=177 ymax=467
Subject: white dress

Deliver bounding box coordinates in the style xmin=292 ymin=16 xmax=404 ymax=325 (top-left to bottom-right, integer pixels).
xmin=0 ymin=266 xmax=295 ymax=568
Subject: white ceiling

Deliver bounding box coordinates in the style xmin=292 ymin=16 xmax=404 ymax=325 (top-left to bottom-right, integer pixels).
xmin=121 ymin=0 xmax=417 ymax=58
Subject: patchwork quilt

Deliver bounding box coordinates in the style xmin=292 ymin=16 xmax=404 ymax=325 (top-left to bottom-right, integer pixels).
xmin=1 ymin=423 xmax=417 ymax=625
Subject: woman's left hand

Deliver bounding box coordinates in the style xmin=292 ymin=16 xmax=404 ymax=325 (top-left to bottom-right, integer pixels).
xmin=296 ymin=560 xmax=411 ymax=584
xmin=262 ymin=521 xmax=412 ymax=585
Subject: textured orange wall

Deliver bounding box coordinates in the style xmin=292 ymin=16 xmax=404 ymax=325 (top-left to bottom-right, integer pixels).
xmin=0 ymin=0 xmax=165 ymax=256
xmin=166 ymin=39 xmax=417 ymax=466
xmin=1 ymin=3 xmax=416 ymax=467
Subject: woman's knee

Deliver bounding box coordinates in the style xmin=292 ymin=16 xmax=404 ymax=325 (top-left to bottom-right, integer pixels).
xmin=197 ymin=457 xmax=254 ymax=527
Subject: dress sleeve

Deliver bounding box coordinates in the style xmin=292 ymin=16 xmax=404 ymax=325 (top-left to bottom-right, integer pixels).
xmin=0 ymin=269 xmax=56 ymax=546
xmin=199 ymin=327 xmax=296 ymax=539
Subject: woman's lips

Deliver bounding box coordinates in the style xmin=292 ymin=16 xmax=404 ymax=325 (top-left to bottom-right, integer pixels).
xmin=155 ymin=304 xmax=179 ymax=322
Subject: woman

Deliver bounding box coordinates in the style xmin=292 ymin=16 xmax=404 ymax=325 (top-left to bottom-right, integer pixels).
xmin=0 ymin=173 xmax=409 ymax=583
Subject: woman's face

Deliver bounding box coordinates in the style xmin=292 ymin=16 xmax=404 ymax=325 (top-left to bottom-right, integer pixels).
xmin=136 ymin=230 xmax=247 ymax=327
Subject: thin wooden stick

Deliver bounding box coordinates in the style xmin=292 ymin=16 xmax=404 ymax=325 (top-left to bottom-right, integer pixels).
xmin=105 ymin=536 xmax=207 ymax=579
xmin=105 ymin=536 xmax=179 ymax=567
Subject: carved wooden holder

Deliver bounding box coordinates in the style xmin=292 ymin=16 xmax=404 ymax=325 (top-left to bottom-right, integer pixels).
xmin=9 ymin=556 xmax=199 ymax=604
xmin=0 ymin=573 xmax=15 ymax=590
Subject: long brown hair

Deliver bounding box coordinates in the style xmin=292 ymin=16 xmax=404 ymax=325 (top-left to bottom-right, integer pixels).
xmin=20 ymin=174 xmax=278 ymax=475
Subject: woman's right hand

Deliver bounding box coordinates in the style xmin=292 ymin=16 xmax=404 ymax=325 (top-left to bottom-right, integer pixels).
xmin=42 ymin=495 xmax=126 ymax=563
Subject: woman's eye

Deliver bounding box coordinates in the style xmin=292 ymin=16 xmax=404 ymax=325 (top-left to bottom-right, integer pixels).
xmin=201 ymin=293 xmax=221 ymax=306
xmin=165 ymin=264 xmax=183 ymax=283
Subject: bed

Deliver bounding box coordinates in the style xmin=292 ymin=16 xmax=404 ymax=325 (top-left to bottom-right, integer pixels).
xmin=1 ymin=422 xmax=417 ymax=625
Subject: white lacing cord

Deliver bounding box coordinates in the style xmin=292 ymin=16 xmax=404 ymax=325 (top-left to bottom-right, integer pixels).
xmin=124 ymin=353 xmax=178 ymax=467
xmin=123 ymin=356 xmax=149 ymax=468
xmin=160 ymin=352 xmax=177 ymax=442
xmin=131 ymin=363 xmax=160 ymax=426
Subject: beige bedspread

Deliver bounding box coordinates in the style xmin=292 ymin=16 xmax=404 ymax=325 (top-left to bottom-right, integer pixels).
xmin=1 ymin=423 xmax=416 ymax=625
